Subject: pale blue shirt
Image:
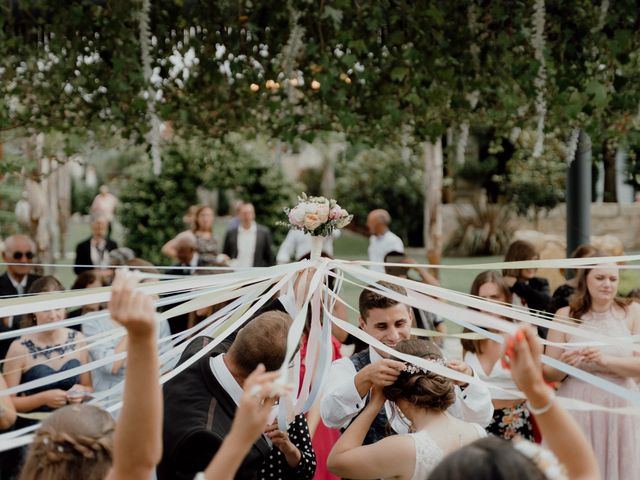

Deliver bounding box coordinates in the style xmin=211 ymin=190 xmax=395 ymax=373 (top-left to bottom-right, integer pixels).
xmin=83 ymin=314 xmax=174 ymax=401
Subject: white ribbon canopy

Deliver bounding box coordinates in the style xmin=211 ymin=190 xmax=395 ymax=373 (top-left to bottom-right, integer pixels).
xmin=0 ymin=253 xmax=639 ymax=452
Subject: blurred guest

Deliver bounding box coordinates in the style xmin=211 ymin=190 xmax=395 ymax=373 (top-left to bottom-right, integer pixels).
xmin=223 ymin=202 xmax=275 ymax=267
xmin=91 ymin=185 xmax=118 ymax=223
xmin=167 ymin=235 xmax=209 ymax=276
xmin=502 ymin=240 xmax=552 ymax=337
xmin=550 ymin=244 xmax=598 ymax=313
xmin=366 ymin=209 xmax=404 ymax=273
xmin=82 ymin=259 xmax=173 ymax=409
xmin=544 ymin=263 xmax=640 ymax=479
xmin=3 ymin=276 xmax=93 ymax=478
xmin=276 ymin=229 xmax=340 ymax=264
xmin=0 ymin=234 xmax=41 ymax=360
xmin=67 ymin=270 xmax=107 ymax=330
xmin=167 ymin=237 xmax=212 ymax=334
xmin=163 ymin=205 xmax=227 ymax=265
xmin=74 ymin=214 xmax=118 ymax=275
xmin=461 ymin=271 xmax=533 ymax=441
xmin=384 ymin=251 xmax=445 ymax=345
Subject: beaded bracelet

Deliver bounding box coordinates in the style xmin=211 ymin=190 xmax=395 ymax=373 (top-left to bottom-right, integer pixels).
xmin=526 ymin=390 xmax=556 ymax=415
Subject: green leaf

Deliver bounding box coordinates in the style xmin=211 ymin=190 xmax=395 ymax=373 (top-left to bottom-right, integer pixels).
xmin=585 ymin=80 xmax=608 ymax=109
xmin=391 ymin=67 xmax=410 ymax=81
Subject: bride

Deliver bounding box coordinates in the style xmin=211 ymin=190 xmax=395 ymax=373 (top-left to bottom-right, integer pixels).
xmin=327 ymin=339 xmax=485 ymax=479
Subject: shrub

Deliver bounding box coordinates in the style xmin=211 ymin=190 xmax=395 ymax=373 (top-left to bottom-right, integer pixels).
xmin=335 ymin=146 xmax=424 ymax=246
xmin=118 ymin=146 xmax=203 ymax=265
xmin=445 ymin=202 xmax=514 ymax=256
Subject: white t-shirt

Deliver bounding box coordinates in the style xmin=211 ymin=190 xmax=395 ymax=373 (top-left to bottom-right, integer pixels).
xmin=368 ymin=230 xmax=404 ymax=272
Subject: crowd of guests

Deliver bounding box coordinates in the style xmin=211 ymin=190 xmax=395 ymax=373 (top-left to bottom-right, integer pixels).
xmin=0 ymin=198 xmax=637 ymax=479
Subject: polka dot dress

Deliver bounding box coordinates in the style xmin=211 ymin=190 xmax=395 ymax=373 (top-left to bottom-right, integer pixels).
xmin=258 ymin=414 xmax=317 ymax=480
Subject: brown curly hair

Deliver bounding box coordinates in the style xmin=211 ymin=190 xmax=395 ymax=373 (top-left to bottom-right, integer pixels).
xmin=19 ymin=404 xmax=115 ymax=480
xmin=383 ymin=339 xmax=455 ymax=411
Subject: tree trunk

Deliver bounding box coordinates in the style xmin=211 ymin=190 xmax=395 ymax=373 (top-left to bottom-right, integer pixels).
xmin=603 ymin=139 xmax=617 ymax=202
xmin=423 ymin=139 xmax=443 ymax=280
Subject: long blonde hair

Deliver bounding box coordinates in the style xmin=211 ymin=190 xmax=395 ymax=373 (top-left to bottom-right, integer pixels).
xmin=19 ymin=405 xmax=115 ymax=480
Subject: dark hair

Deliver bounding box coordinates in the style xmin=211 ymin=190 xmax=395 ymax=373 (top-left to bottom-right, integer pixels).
xmin=569 ymin=262 xmax=629 ymax=319
xmin=383 ymin=251 xmax=410 ymax=278
xmin=428 ymin=436 xmax=546 ymax=480
xmin=24 ymin=276 xmax=65 ymax=328
xmin=28 ymin=276 xmax=64 ymax=295
xmin=359 ymin=281 xmax=408 ymax=320
xmin=383 ymin=339 xmax=455 ymax=411
xmin=71 ymin=271 xmax=105 ymax=291
xmin=461 ymin=271 xmax=512 ymax=355
xmin=227 ymin=310 xmax=292 ymax=374
xmin=125 ymin=258 xmax=160 ymax=275
xmin=627 ymin=288 xmax=640 ymax=301
xmin=502 ymin=240 xmax=538 ymax=278
xmin=19 ymin=404 xmax=115 ymax=480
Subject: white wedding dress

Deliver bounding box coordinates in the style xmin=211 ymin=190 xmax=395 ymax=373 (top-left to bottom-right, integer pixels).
xmin=409 ymin=423 xmax=487 ymax=480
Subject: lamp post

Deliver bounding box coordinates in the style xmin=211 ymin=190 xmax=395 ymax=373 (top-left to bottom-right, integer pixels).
xmin=566 ymin=130 xmax=591 ymax=277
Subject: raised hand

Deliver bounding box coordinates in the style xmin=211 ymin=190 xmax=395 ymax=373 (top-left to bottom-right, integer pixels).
xmin=501 ymin=325 xmax=545 ymax=397
xmin=231 ymin=365 xmax=286 ymax=444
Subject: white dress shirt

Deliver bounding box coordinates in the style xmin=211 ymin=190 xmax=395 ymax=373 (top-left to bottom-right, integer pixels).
xmin=5 ymin=273 xmax=29 ymax=328
xmin=210 ymin=354 xmax=274 ymax=446
xmin=276 ymin=229 xmax=339 ymax=263
xmin=320 ymin=346 xmax=494 ymax=432
xmin=7 ymin=272 xmax=28 ymax=296
xmin=368 ymin=230 xmax=404 ymax=272
xmin=236 ymin=223 xmax=257 ymax=268
xmin=90 ymin=238 xmax=110 ymax=267
xmin=210 ymin=354 xmax=244 ymax=405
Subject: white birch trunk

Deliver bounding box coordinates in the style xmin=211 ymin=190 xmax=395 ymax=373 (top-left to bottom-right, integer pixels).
xmin=423 ymin=139 xmax=443 ymax=279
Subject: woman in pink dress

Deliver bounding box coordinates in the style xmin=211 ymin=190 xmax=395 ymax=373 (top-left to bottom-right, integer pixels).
xmin=544 ymin=263 xmax=640 ymax=479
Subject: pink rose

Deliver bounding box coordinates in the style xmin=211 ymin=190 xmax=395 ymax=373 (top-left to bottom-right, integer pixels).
xmin=303 ymin=213 xmax=323 ymax=231
xmin=288 ymin=205 xmax=305 ymax=226
xmin=329 ymin=207 xmax=341 ymax=220
xmin=317 ymin=203 xmax=330 ymax=223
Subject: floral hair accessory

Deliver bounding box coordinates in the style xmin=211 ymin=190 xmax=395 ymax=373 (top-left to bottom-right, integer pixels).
xmin=283 ymin=193 xmax=353 ymax=237
xmin=403 ymin=357 xmax=447 ymax=374
xmin=514 ymin=440 xmax=567 ymax=480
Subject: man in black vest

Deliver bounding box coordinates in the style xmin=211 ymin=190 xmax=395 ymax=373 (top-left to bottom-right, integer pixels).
xmin=0 ymin=234 xmax=40 ymax=361
xmin=158 ymin=310 xmax=293 ymax=480
xmin=320 ymin=281 xmax=493 ymax=444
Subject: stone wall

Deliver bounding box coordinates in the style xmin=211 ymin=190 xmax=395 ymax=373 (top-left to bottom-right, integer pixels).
xmin=442 ymin=202 xmax=640 ymax=251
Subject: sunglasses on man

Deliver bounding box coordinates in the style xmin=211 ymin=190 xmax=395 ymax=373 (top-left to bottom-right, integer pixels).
xmin=12 ymin=251 xmax=34 ymax=260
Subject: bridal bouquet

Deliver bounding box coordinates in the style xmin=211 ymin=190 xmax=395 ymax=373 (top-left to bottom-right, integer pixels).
xmin=284 ymin=193 xmax=353 ymax=237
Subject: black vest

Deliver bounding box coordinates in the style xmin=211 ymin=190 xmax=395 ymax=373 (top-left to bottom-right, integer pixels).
xmin=347 ymin=349 xmax=396 ymax=445
xmin=157 ymin=337 xmax=270 ymax=480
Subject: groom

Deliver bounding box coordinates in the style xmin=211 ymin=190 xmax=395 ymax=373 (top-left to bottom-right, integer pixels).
xmin=320 ymin=281 xmax=493 ymax=444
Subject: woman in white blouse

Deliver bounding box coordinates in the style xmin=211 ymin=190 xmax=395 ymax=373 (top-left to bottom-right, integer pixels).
xmin=461 ymin=271 xmax=534 ymax=440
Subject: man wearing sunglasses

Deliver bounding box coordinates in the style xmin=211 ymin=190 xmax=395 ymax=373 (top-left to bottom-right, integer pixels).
xmin=0 ymin=234 xmax=41 ymax=360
